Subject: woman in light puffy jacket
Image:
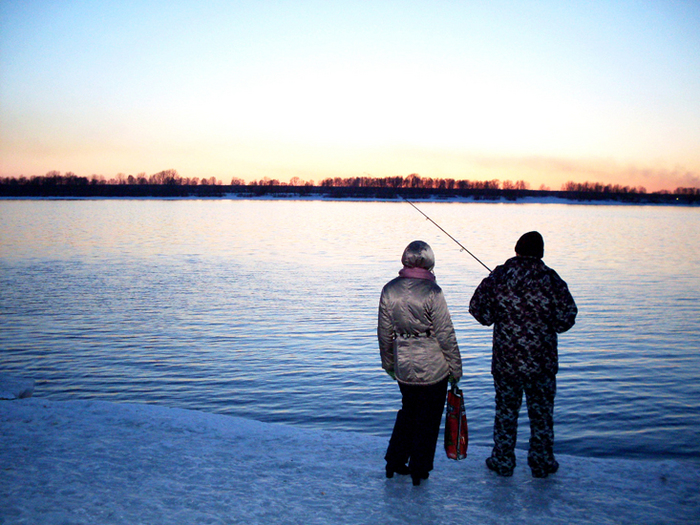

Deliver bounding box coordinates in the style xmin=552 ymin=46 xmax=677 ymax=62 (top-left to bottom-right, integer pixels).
xmin=378 ymin=240 xmax=462 ymax=486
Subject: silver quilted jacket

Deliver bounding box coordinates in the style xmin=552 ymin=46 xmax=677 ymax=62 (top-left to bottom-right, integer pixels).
xmin=378 ymin=241 xmax=462 ymax=385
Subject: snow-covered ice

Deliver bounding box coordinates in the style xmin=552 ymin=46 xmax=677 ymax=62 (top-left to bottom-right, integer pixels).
xmin=1 ymin=396 xmax=699 ymax=525
xmin=0 ymin=374 xmax=35 ymax=400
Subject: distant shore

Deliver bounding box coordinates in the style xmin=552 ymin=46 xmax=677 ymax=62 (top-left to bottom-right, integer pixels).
xmin=1 ymin=184 xmax=698 ymax=205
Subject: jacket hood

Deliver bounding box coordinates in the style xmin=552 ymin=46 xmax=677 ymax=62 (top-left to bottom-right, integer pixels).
xmin=401 ymin=240 xmax=435 ymax=271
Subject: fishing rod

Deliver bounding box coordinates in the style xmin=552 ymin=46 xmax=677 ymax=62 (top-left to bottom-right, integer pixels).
xmin=402 ymin=196 xmax=492 ymax=272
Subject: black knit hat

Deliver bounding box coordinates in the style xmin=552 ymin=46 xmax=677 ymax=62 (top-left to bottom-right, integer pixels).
xmin=515 ymin=231 xmax=544 ymax=258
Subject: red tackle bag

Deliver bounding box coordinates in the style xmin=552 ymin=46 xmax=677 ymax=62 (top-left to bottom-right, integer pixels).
xmin=444 ymin=384 xmax=468 ymax=460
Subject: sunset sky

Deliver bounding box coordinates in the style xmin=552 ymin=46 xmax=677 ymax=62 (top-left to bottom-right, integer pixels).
xmin=1 ymin=1 xmax=699 ymax=191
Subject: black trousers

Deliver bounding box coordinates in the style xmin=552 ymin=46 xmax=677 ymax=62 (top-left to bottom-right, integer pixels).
xmin=385 ymin=377 xmax=448 ymax=475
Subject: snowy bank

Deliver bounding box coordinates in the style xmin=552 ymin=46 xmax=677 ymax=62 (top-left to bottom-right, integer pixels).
xmin=1 ymin=398 xmax=698 ymax=525
xmin=0 ymin=374 xmax=34 ymax=400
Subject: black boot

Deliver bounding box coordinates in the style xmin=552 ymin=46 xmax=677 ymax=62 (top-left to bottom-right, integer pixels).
xmin=411 ymin=472 xmax=429 ymax=486
xmin=386 ymin=464 xmax=410 ymax=478
xmin=486 ymin=456 xmax=514 ymax=477
xmin=529 ymin=457 xmax=559 ymax=478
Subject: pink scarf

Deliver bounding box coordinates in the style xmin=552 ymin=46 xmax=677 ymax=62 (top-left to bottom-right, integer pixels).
xmin=399 ymin=266 xmax=436 ymax=281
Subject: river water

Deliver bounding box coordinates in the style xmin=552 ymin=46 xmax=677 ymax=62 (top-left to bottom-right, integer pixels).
xmin=1 ymin=198 xmax=699 ymax=460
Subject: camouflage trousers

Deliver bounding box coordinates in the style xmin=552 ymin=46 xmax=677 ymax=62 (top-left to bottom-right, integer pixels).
xmin=490 ymin=373 xmax=556 ymax=473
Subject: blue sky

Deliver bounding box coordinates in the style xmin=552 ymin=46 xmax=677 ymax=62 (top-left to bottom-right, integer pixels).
xmin=1 ymin=0 xmax=699 ymax=190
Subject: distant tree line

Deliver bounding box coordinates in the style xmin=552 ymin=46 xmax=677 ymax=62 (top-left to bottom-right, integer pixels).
xmin=1 ymin=171 xmax=526 ymax=190
xmin=671 ymin=187 xmax=700 ymax=195
xmin=246 ymin=173 xmax=527 ymax=190
xmin=561 ymin=181 xmax=647 ymax=194
xmin=561 ymin=180 xmax=700 ymax=195
xmin=2 ymin=171 xmax=698 ymax=196
xmin=318 ymin=173 xmax=519 ymax=190
xmin=0 ymin=170 xmax=221 ymax=187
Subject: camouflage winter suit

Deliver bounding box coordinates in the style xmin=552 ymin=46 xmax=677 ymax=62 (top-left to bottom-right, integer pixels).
xmin=469 ymin=255 xmax=577 ymax=475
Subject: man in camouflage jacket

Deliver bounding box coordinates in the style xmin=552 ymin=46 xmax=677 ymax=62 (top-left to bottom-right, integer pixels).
xmin=469 ymin=231 xmax=577 ymax=478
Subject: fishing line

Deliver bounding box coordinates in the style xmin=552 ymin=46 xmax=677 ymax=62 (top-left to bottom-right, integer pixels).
xmin=402 ymin=196 xmax=492 ymax=272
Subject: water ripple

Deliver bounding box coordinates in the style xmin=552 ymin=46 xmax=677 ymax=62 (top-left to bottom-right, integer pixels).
xmin=1 ymin=199 xmax=699 ymax=459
